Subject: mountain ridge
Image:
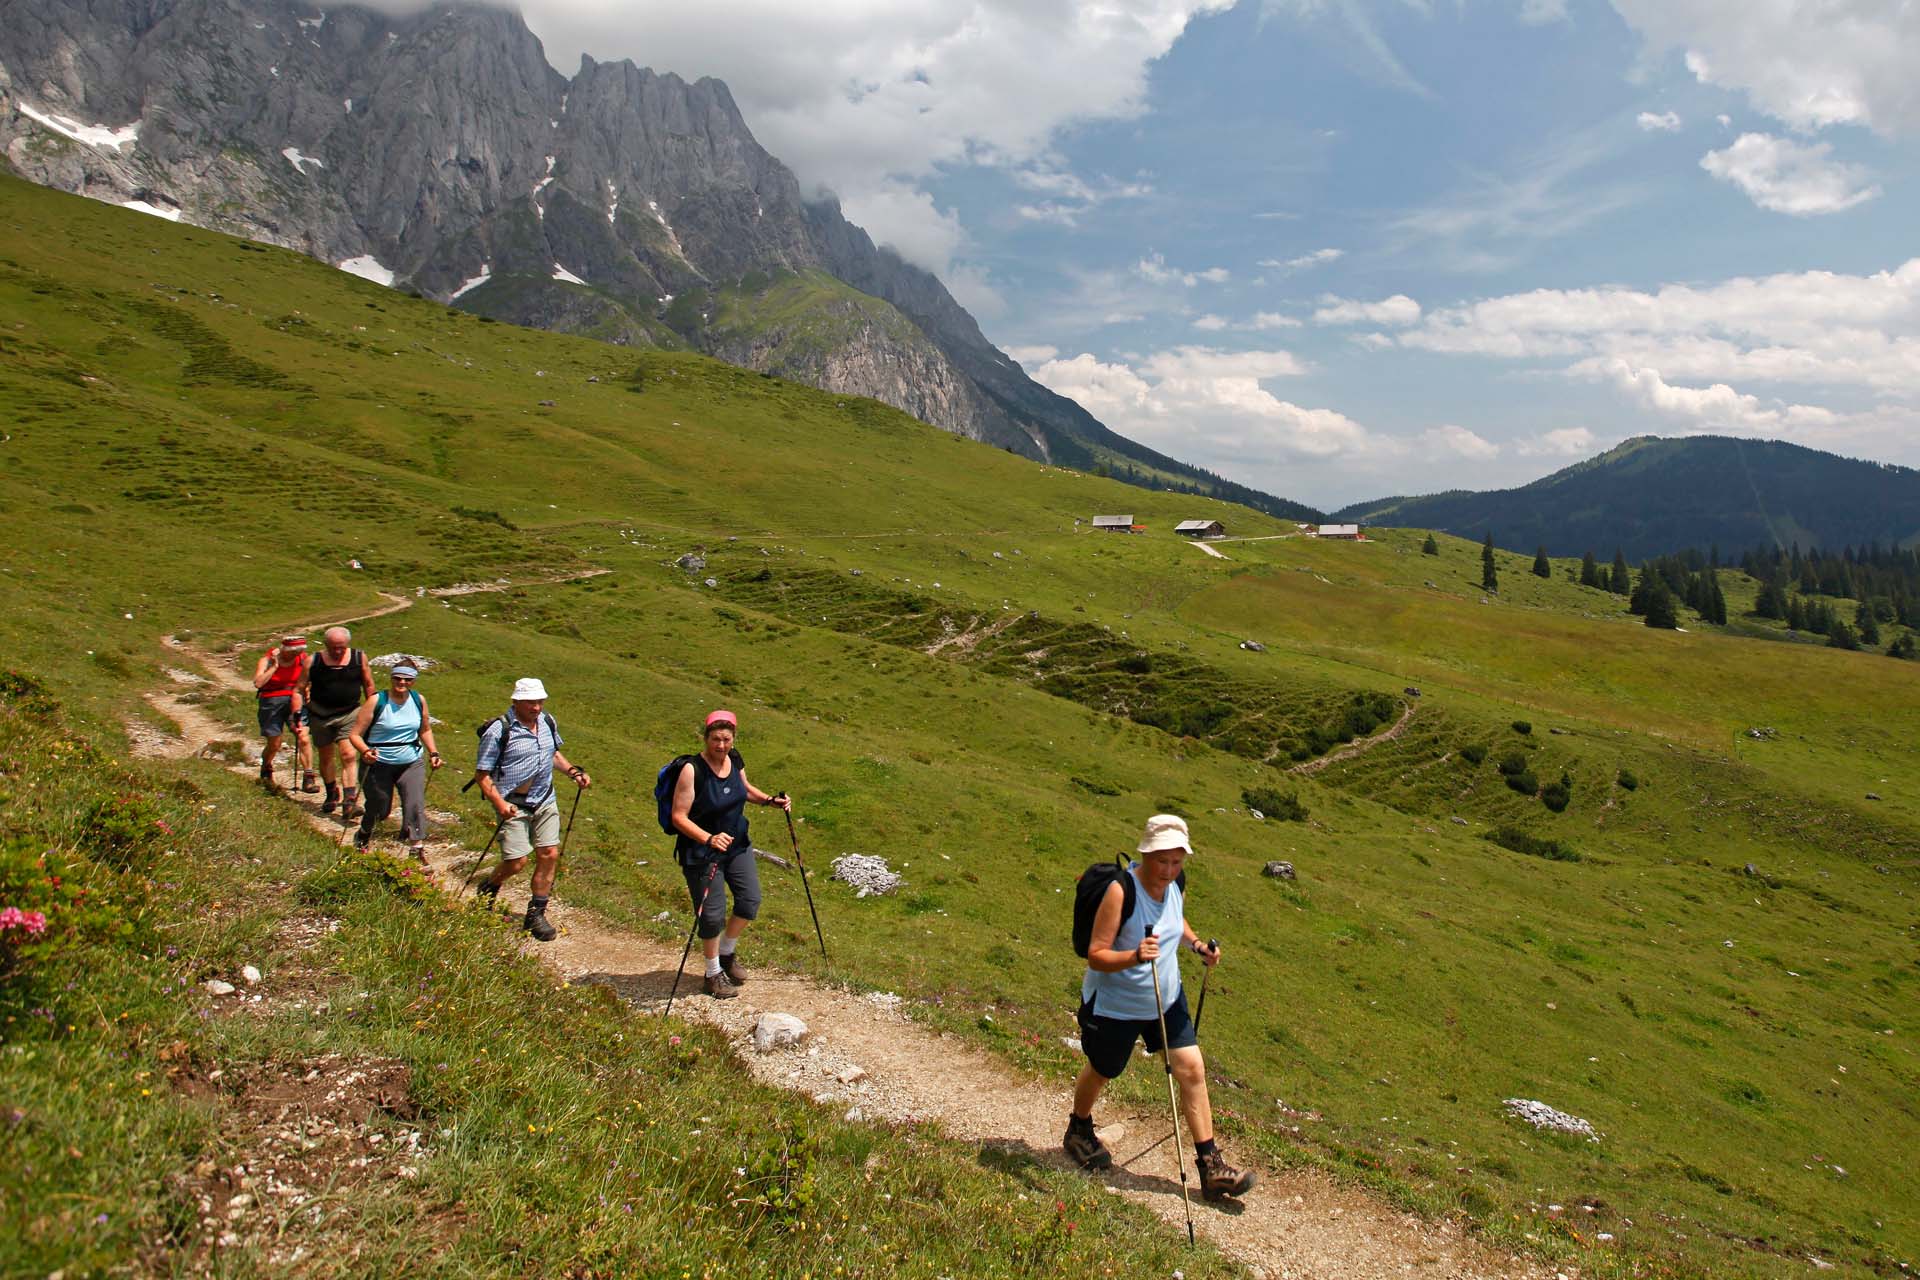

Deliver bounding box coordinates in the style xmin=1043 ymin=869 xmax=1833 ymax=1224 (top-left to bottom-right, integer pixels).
xmin=1335 ymin=435 xmax=1920 ymax=559
xmin=0 ymin=0 xmax=1320 ymax=520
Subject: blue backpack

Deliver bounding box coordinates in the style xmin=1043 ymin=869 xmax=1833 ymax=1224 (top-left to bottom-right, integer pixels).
xmin=654 ymin=749 xmax=743 ymax=836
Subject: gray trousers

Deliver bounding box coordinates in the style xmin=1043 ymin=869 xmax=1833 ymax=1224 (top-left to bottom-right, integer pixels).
xmin=359 ymin=758 xmax=426 ymax=843
xmin=681 ymin=846 xmax=762 ymax=939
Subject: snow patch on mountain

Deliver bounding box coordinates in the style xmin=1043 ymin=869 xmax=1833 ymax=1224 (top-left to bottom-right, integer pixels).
xmin=281 ymin=147 xmax=324 ymax=174
xmin=449 ymin=266 xmax=492 ymax=299
xmin=551 ymin=263 xmax=587 ymax=286
xmin=19 ymin=103 xmax=139 ymax=150
xmin=122 ymin=199 xmax=181 ymax=221
xmin=338 ymin=256 xmax=395 ymax=286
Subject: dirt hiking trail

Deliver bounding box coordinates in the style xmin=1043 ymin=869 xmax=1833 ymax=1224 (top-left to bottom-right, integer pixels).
xmin=134 ymin=606 xmax=1561 ymax=1280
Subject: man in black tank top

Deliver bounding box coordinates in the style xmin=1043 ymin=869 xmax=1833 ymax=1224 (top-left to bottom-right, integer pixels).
xmin=299 ymin=626 xmax=375 ymax=816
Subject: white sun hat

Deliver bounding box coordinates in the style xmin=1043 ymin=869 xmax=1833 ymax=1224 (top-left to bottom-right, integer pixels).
xmin=510 ymin=677 xmax=549 ymax=702
xmin=1136 ymin=813 xmax=1192 ymax=855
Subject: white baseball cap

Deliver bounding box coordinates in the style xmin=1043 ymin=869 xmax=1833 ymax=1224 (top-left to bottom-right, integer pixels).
xmin=1136 ymin=813 xmax=1192 ymax=855
xmin=510 ymin=677 xmax=549 ymax=702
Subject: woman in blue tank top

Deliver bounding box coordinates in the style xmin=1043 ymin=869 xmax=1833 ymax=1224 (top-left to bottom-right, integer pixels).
xmin=346 ymin=661 xmax=442 ymax=862
xmin=1062 ymin=814 xmax=1257 ymax=1202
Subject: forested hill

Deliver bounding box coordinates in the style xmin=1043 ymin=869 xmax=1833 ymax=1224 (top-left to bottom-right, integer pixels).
xmin=1335 ymin=436 xmax=1920 ymax=560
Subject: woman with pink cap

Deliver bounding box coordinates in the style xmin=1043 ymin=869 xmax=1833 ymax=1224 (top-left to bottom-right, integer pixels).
xmin=668 ymin=709 xmax=790 ymax=999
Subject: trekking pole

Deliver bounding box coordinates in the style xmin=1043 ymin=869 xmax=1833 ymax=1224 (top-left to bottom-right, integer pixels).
xmin=665 ymin=858 xmax=722 ymax=1019
xmin=1192 ymin=939 xmax=1219 ymax=1037
xmin=777 ymin=796 xmax=830 ymax=971
xmin=1147 ymin=941 xmax=1197 ymax=1246
xmin=460 ymin=808 xmax=513 ymax=895
xmin=548 ymin=784 xmax=584 ymax=892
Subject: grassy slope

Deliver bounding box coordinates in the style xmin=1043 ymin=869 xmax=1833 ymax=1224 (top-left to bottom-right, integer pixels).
xmin=1 ymin=173 xmax=1916 ymax=1278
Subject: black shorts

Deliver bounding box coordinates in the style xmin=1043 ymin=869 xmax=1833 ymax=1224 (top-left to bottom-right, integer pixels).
xmin=1077 ymin=988 xmax=1197 ymax=1080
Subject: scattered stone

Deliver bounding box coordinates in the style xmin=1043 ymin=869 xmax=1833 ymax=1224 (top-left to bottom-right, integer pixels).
xmin=1403 ymin=686 xmax=1421 ymax=697
xmin=204 ymin=979 xmax=236 ymax=996
xmin=1263 ymin=861 xmax=1296 ymax=880
xmin=1239 ymin=640 xmax=1266 ymax=652
xmin=537 ymin=399 xmax=556 ymax=407
xmin=1746 ymin=726 xmax=1779 ymax=740
xmin=653 ymin=910 xmax=672 ymax=922
xmin=1248 ymin=808 xmax=1265 ymax=821
xmin=703 ymin=578 xmax=718 ymax=589
xmin=1865 ymin=792 xmax=1882 ymax=801
xmin=1503 ymin=1098 xmax=1598 ymax=1139
xmin=1450 ymin=816 xmax=1468 ymax=826
xmin=751 ymin=1013 xmax=810 ymax=1053
xmin=241 ymin=965 xmax=262 ymax=986
xmin=837 ymin=1065 xmax=867 ymax=1085
xmin=863 ymin=991 xmax=903 ymax=1012
xmin=347 ymin=559 xmax=363 ymax=570
xmin=369 ymin=653 xmax=436 ymax=671
xmin=674 ymin=552 xmax=707 ymax=573
xmin=1062 ymin=1037 xmax=1082 ymax=1052
xmin=1742 ymin=863 xmax=1761 ymax=878
xmin=831 ymin=853 xmax=902 ymax=897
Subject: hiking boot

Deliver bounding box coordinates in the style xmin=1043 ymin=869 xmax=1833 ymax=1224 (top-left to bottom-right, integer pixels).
xmin=703 ymin=971 xmax=739 ymax=1000
xmin=320 ymin=784 xmax=341 ymax=815
xmin=259 ymin=759 xmax=275 ymax=786
xmin=474 ymin=878 xmax=500 ymax=907
xmin=341 ymin=791 xmax=362 ymax=820
xmin=1197 ymin=1149 xmax=1257 ymax=1201
xmin=1063 ymin=1114 xmax=1112 ymax=1171
xmin=301 ymin=770 xmax=321 ymax=794
xmin=409 ymin=844 xmax=429 ymax=866
xmin=353 ymin=830 xmax=371 ymax=852
xmin=718 ymin=952 xmax=748 ymax=985
xmin=522 ymin=905 xmax=558 ymax=943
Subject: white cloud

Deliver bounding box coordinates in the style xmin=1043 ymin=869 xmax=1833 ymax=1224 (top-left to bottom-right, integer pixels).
xmin=1699 ymin=133 xmax=1880 ymax=216
xmin=1636 ymin=110 xmax=1681 ymax=132
xmin=502 ymin=0 xmax=1235 ymax=278
xmin=1031 ymin=345 xmax=1372 ymax=463
xmin=1136 ymin=252 xmax=1231 ymax=287
xmin=1192 ymin=314 xmax=1230 ymax=331
xmin=1610 ymin=0 xmax=1920 ymax=136
xmin=1715 ymin=113 xmax=1731 ymax=127
xmin=1313 ymin=294 xmax=1423 ymax=326
xmin=1259 ymin=0 xmax=1433 ymax=97
xmin=1016 ymin=202 xmax=1082 ymax=226
xmin=1258 ymin=247 xmax=1344 ymax=271
xmin=1516 ymin=426 xmax=1598 ymax=457
xmin=1002 ymin=343 xmax=1058 ymax=366
xmin=1249 ymin=311 xmax=1303 ymax=329
xmin=1581 ymin=359 xmax=1838 ymax=433
xmin=1421 ymin=424 xmax=1500 ymax=460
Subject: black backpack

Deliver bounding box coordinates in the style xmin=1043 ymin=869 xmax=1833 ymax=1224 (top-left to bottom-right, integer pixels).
xmin=459 ymin=710 xmax=558 ymax=793
xmin=654 ymin=749 xmax=744 ymax=836
xmin=1072 ymin=854 xmax=1185 ymax=958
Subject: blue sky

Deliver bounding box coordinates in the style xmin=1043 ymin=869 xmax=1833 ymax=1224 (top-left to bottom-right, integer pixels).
xmin=522 ymin=0 xmax=1920 ymax=509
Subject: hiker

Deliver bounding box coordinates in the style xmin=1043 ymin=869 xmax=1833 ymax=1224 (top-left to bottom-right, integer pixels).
xmin=670 ymin=709 xmax=789 ymax=999
xmin=297 ymin=626 xmax=375 ymax=817
xmin=473 ymin=678 xmax=590 ymax=941
xmin=346 ymin=660 xmax=442 ymax=861
xmin=251 ymin=635 xmax=313 ymax=790
xmin=1064 ymin=814 xmax=1256 ymax=1202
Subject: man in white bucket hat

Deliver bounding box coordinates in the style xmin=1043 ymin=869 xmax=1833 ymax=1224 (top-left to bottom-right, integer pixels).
xmin=1064 ymin=813 xmax=1256 ymax=1202
xmin=472 ymin=677 xmax=591 ymax=941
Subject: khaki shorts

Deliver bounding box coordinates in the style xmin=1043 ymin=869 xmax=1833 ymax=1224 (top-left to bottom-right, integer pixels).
xmin=308 ymin=706 xmax=359 ymax=748
xmin=500 ymin=796 xmax=562 ymax=859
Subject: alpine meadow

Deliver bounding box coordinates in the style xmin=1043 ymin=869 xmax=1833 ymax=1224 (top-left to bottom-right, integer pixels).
xmin=1 ymin=160 xmax=1917 ymax=1280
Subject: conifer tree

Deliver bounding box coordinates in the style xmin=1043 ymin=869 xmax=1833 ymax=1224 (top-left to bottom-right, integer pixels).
xmin=1644 ymin=578 xmax=1679 ymax=629
xmin=1482 ymin=533 xmax=1498 ymax=592
xmin=1708 ymin=573 xmax=1728 ymax=626
xmin=1532 ymin=546 xmax=1551 ymax=579
xmin=1828 ymin=620 xmax=1860 ymax=650
xmin=1422 ymin=533 xmax=1439 ymax=556
xmin=1890 ymin=632 xmax=1918 ymax=660
xmin=1610 ymin=549 xmax=1630 ymax=595
xmin=1579 ymin=551 xmax=1600 ymax=587
xmin=1855 ymin=601 xmax=1881 ymax=646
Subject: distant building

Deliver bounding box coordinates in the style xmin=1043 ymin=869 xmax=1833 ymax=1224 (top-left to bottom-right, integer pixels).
xmin=1091 ymin=515 xmax=1136 ymax=532
xmin=1176 ymin=519 xmax=1226 ymax=538
xmin=1314 ymin=523 xmax=1362 ymax=539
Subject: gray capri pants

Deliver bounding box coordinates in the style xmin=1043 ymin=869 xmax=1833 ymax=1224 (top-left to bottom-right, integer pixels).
xmin=681 ymin=846 xmax=762 ymax=939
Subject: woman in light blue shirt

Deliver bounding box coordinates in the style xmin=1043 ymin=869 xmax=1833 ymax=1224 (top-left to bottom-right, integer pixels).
xmin=1065 ymin=814 xmax=1256 ymax=1202
xmin=347 ymin=661 xmax=442 ymax=860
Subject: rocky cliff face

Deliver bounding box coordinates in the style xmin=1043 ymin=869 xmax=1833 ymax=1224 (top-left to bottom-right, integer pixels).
xmin=0 ymin=0 xmax=1310 ymax=512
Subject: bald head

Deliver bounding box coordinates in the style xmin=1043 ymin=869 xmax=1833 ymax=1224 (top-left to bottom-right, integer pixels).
xmin=324 ymin=626 xmax=351 ymax=645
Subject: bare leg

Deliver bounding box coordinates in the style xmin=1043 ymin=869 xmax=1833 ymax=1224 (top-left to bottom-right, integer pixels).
xmin=317 ymin=741 xmax=340 ymax=787
xmin=487 ymin=854 xmax=528 ymax=888
xmin=529 ymin=846 xmax=560 ymax=897
xmin=1169 ymin=1045 xmax=1213 ymax=1145
xmin=1073 ymin=1063 xmax=1108 ymax=1118
xmin=261 ymin=731 xmax=284 ymax=771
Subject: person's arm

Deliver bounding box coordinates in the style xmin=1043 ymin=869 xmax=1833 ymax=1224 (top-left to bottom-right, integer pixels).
xmin=295 ymin=662 xmax=313 ymax=705
xmin=671 ymin=763 xmax=726 ymax=851
xmin=1086 ymin=882 xmax=1147 ymax=973
xmin=358 ymin=653 xmax=376 ymax=701
xmin=552 ymin=749 xmax=590 ymax=790
xmin=741 ymin=774 xmax=791 ymax=811
xmin=418 ymin=696 xmax=442 ymax=769
xmin=252 ymin=649 xmax=277 ymax=690
xmin=346 ymin=699 xmax=376 ymax=762
xmin=1180 ymin=923 xmax=1220 ymax=966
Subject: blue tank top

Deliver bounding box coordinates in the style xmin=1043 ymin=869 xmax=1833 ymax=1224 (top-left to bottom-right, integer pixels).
xmin=1081 ymin=865 xmax=1183 ymax=1019
xmin=675 ymin=750 xmax=749 ymax=864
xmin=367 ymin=691 xmax=423 ymax=766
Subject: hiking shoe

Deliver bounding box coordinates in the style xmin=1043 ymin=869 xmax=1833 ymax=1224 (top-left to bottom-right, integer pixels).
xmin=1197 ymin=1149 xmax=1257 ymax=1201
xmin=1063 ymin=1114 xmax=1112 ymax=1171
xmin=409 ymin=844 xmax=429 ymax=866
xmin=718 ymin=952 xmax=748 ymax=985
xmin=523 ymin=907 xmax=558 ymax=943
xmin=341 ymin=798 xmax=362 ymax=820
xmin=353 ymin=831 xmax=371 ymax=852
xmin=473 ymin=879 xmax=500 ymax=908
xmin=703 ymin=971 xmax=739 ymax=1000
xmin=301 ymin=770 xmax=320 ymax=794
xmin=320 ymin=785 xmax=340 ymax=815
xmin=259 ymin=759 xmax=275 ymax=785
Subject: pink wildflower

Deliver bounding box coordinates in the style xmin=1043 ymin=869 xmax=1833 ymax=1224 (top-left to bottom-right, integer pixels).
xmin=0 ymin=907 xmax=21 ymax=930
xmin=22 ymin=911 xmax=46 ymax=936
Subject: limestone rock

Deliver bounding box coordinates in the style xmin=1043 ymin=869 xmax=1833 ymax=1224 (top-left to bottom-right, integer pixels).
xmin=751 ymin=1013 xmax=809 ymax=1053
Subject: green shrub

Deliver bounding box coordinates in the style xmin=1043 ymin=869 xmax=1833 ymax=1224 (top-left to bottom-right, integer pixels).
xmin=1496 ymin=750 xmax=1529 ymax=776
xmin=1617 ymin=769 xmax=1640 ymax=791
xmin=1460 ymin=743 xmax=1487 ymax=765
xmin=76 ymin=793 xmax=171 ymax=871
xmin=1504 ymin=770 xmax=1539 ymax=795
xmin=1540 ymin=783 xmax=1570 ymax=812
xmin=1242 ymin=786 xmax=1308 ymax=822
xmin=1511 ymin=720 xmax=1532 ymax=735
xmin=1485 ymin=826 xmax=1580 ymax=861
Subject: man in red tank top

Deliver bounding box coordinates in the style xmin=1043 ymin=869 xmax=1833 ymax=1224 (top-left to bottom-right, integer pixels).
xmin=251 ymin=635 xmax=313 ymax=789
